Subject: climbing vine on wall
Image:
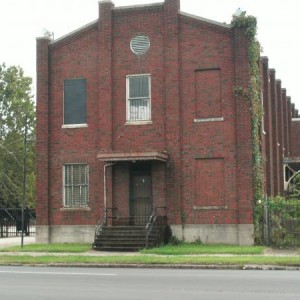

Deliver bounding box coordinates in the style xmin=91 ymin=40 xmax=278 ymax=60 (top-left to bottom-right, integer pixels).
xmin=232 ymin=16 xmax=264 ymax=242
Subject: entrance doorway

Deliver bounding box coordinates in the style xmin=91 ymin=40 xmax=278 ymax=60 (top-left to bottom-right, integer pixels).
xmin=130 ymin=163 xmax=152 ymax=225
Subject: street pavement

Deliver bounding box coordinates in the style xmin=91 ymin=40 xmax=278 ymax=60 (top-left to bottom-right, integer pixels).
xmin=0 ymin=266 xmax=300 ymax=300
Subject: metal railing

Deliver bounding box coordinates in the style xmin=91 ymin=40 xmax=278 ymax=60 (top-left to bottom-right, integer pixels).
xmin=146 ymin=207 xmax=167 ymax=248
xmin=0 ymin=208 xmax=36 ymax=238
xmin=94 ymin=206 xmax=168 ymax=245
xmin=262 ymin=199 xmax=300 ymax=247
xmin=94 ymin=207 xmax=117 ymax=239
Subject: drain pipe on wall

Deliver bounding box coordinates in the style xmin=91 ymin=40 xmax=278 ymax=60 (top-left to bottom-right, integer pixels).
xmin=103 ymin=162 xmax=115 ymax=224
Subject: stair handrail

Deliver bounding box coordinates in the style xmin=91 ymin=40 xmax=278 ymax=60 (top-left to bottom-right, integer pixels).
xmin=94 ymin=207 xmax=117 ymax=239
xmin=145 ymin=206 xmax=167 ymax=248
xmin=94 ymin=217 xmax=105 ymax=240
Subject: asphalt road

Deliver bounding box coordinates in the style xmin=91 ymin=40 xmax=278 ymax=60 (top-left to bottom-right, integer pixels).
xmin=0 ymin=266 xmax=299 ymax=300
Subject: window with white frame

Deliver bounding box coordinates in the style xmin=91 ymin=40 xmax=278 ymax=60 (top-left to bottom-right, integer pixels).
xmin=63 ymin=164 xmax=89 ymax=207
xmin=126 ymin=74 xmax=151 ymax=122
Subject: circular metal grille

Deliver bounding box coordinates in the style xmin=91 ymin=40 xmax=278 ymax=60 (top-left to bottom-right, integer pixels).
xmin=130 ymin=35 xmax=150 ymax=55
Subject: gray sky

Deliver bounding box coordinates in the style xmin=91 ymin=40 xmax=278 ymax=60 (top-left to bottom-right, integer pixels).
xmin=0 ymin=0 xmax=299 ymax=109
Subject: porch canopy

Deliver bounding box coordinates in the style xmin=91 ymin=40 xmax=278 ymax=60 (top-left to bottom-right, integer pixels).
xmin=97 ymin=151 xmax=168 ymax=162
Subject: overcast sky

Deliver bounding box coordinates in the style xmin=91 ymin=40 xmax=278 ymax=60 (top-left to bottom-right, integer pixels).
xmin=0 ymin=0 xmax=299 ymax=109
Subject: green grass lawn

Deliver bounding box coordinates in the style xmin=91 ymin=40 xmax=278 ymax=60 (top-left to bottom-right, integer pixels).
xmin=0 ymin=254 xmax=299 ymax=267
xmin=0 ymin=243 xmax=264 ymax=255
xmin=141 ymin=243 xmax=265 ymax=255
xmin=0 ymin=242 xmax=299 ymax=266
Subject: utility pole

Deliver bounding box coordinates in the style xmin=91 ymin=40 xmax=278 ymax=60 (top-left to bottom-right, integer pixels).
xmin=21 ymin=116 xmax=28 ymax=248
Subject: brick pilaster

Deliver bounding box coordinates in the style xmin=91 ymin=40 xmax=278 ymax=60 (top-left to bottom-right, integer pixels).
xmin=233 ymin=27 xmax=254 ymax=225
xmin=98 ymin=0 xmax=114 ymax=152
xmin=276 ymin=80 xmax=284 ymax=194
xmin=287 ymin=97 xmax=292 ymax=156
xmin=282 ymin=89 xmax=288 ymax=157
xmin=269 ymin=69 xmax=280 ymax=195
xmin=98 ymin=0 xmax=115 ymax=218
xmin=36 ymin=37 xmax=50 ymax=231
xmin=261 ymin=57 xmax=274 ymax=196
xmin=164 ymin=0 xmax=181 ymax=225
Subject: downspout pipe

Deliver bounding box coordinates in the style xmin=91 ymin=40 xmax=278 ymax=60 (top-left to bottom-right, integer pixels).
xmin=103 ymin=162 xmax=115 ymax=224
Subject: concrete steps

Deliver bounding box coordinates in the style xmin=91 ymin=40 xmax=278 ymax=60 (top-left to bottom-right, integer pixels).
xmin=93 ymin=225 xmax=167 ymax=251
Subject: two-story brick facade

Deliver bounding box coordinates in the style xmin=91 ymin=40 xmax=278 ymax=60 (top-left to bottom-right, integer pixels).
xmin=36 ymin=0 xmax=299 ymax=245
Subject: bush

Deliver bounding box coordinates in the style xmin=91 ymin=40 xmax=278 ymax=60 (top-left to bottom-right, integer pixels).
xmin=266 ymin=196 xmax=300 ymax=246
xmin=168 ymin=236 xmax=183 ymax=245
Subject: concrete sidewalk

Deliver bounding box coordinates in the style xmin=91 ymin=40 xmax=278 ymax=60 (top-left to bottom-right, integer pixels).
xmin=0 ymin=236 xmax=35 ymax=248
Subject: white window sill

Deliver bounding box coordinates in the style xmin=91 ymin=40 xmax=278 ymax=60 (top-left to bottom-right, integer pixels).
xmin=62 ymin=124 xmax=88 ymax=129
xmin=125 ymin=120 xmax=152 ymax=125
xmin=60 ymin=206 xmax=90 ymax=211
xmin=193 ymin=205 xmax=228 ymax=210
xmin=194 ymin=117 xmax=224 ymax=123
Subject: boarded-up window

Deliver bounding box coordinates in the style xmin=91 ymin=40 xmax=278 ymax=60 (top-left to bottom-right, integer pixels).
xmin=195 ymin=158 xmax=225 ymax=207
xmin=64 ymin=78 xmax=87 ymax=125
xmin=195 ymin=69 xmax=222 ymax=119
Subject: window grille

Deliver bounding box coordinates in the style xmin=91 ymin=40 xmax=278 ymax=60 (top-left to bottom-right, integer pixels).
xmin=127 ymin=75 xmax=151 ymax=122
xmin=63 ymin=164 xmax=88 ymax=207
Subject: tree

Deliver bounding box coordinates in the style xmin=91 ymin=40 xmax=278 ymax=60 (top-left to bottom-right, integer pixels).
xmin=0 ymin=63 xmax=35 ymax=208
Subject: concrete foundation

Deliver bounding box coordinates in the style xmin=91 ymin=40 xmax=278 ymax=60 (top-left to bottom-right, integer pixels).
xmin=36 ymin=223 xmax=254 ymax=246
xmin=36 ymin=225 xmax=95 ymax=244
xmin=170 ymin=224 xmax=254 ymax=246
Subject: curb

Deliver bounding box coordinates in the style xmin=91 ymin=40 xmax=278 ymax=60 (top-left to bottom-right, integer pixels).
xmin=1 ymin=263 xmax=299 ymax=271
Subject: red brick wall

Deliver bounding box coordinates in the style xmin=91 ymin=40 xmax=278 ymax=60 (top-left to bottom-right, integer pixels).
xmin=111 ymin=7 xmax=165 ymax=152
xmin=47 ymin=25 xmax=101 ymax=226
xmin=195 ymin=159 xmax=225 ymax=207
xmin=113 ymin=163 xmax=130 ymax=218
xmin=195 ymin=69 xmax=222 ymax=119
xmin=178 ymin=17 xmax=242 ymax=225
xmin=38 ymin=0 xmax=300 ymax=230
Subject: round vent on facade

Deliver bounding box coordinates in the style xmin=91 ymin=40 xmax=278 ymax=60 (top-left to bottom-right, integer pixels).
xmin=130 ymin=35 xmax=150 ymax=55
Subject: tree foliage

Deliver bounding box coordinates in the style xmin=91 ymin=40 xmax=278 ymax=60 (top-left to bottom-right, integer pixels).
xmin=0 ymin=63 xmax=35 ymax=208
xmin=288 ymin=172 xmax=300 ymax=199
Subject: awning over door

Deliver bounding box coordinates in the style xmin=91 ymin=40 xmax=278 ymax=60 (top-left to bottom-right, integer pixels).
xmin=97 ymin=151 xmax=168 ymax=162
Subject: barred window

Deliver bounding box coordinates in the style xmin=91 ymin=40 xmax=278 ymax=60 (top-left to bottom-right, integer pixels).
xmin=63 ymin=164 xmax=89 ymax=207
xmin=126 ymin=75 xmax=151 ymax=122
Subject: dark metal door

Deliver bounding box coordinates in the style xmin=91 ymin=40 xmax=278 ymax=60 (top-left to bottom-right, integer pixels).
xmin=130 ymin=166 xmax=152 ymax=225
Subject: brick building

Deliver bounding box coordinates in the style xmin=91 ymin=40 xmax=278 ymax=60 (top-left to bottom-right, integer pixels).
xmin=36 ymin=0 xmax=299 ymax=245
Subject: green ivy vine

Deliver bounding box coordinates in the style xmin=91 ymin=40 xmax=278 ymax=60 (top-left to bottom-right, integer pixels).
xmin=232 ymin=16 xmax=264 ymax=242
